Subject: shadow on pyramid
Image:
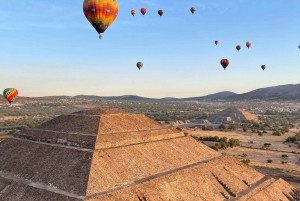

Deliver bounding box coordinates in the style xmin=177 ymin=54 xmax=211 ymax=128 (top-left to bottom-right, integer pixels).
xmin=0 ymin=109 xmax=299 ymax=200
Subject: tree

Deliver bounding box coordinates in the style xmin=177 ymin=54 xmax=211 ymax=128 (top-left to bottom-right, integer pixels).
xmin=202 ymin=125 xmax=207 ymax=130
xmin=243 ymin=127 xmax=248 ymax=132
xmin=281 ymin=154 xmax=288 ymax=159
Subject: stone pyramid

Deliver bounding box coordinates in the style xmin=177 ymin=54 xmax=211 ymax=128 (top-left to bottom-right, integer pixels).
xmin=208 ymin=107 xmax=258 ymax=124
xmin=0 ymin=109 xmax=299 ymax=200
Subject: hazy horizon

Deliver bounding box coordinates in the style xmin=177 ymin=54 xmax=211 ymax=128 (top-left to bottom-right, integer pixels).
xmin=1 ymin=0 xmax=299 ymax=98
xmin=1 ymin=83 xmax=299 ymax=98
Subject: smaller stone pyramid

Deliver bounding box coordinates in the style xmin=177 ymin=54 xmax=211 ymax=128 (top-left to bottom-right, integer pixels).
xmin=208 ymin=107 xmax=258 ymax=124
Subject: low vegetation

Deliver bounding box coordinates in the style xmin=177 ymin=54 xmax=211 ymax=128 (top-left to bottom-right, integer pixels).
xmin=241 ymin=159 xmax=250 ymax=166
xmin=191 ymin=135 xmax=240 ymax=151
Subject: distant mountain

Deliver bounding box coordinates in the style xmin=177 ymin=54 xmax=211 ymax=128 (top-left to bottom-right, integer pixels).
xmin=74 ymin=95 xmax=157 ymax=102
xmin=4 ymin=84 xmax=299 ymax=103
xmin=74 ymin=91 xmax=237 ymax=102
xmin=181 ymin=91 xmax=237 ymax=101
xmin=220 ymin=84 xmax=300 ymax=101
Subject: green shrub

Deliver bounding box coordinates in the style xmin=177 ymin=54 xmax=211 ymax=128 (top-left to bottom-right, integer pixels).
xmin=241 ymin=159 xmax=250 ymax=166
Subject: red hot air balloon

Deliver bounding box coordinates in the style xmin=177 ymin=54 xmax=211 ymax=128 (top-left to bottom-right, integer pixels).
xmin=131 ymin=10 xmax=136 ymax=16
xmin=220 ymin=59 xmax=230 ymax=70
xmin=236 ymin=45 xmax=241 ymax=51
xmin=140 ymin=8 xmax=147 ymax=16
xmin=215 ymin=40 xmax=219 ymax=45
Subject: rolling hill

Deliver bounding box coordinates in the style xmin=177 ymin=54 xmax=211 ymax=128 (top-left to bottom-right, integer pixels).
xmin=2 ymin=83 xmax=299 ymax=102
xmin=221 ymin=84 xmax=300 ymax=101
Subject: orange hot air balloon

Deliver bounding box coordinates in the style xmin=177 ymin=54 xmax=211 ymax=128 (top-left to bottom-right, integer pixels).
xmin=158 ymin=9 xmax=164 ymax=17
xmin=246 ymin=41 xmax=252 ymax=48
xmin=261 ymin=65 xmax=266 ymax=71
xmin=136 ymin=62 xmax=143 ymax=70
xmin=220 ymin=59 xmax=230 ymax=70
xmin=215 ymin=40 xmax=219 ymax=45
xmin=190 ymin=7 xmax=196 ymax=14
xmin=83 ymin=0 xmax=119 ymax=39
xmin=236 ymin=45 xmax=241 ymax=51
xmin=131 ymin=10 xmax=136 ymax=16
xmin=141 ymin=8 xmax=147 ymax=16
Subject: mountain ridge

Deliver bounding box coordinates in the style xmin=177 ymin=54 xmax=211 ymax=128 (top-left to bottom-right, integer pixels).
xmin=1 ymin=83 xmax=299 ymax=102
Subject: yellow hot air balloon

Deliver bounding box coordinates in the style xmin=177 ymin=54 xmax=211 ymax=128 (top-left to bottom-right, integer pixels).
xmin=83 ymin=0 xmax=118 ymax=38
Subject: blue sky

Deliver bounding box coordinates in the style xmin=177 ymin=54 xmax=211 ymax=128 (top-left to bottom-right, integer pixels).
xmin=0 ymin=0 xmax=299 ymax=98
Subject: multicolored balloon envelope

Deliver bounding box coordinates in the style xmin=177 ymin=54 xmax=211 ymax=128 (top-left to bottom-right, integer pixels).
xmin=3 ymin=88 xmax=18 ymax=104
xmin=83 ymin=0 xmax=118 ymax=38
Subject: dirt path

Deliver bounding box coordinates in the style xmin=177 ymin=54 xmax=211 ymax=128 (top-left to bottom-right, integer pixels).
xmin=0 ymin=171 xmax=85 ymax=200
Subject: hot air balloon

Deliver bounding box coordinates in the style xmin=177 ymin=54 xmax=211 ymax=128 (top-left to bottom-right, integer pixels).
xmin=236 ymin=45 xmax=241 ymax=51
xmin=131 ymin=10 xmax=136 ymax=16
xmin=215 ymin=40 xmax=219 ymax=45
xmin=246 ymin=41 xmax=252 ymax=48
xmin=3 ymin=88 xmax=18 ymax=105
xmin=261 ymin=65 xmax=266 ymax=71
xmin=190 ymin=7 xmax=196 ymax=14
xmin=136 ymin=62 xmax=143 ymax=70
xmin=158 ymin=9 xmax=164 ymax=17
xmin=220 ymin=59 xmax=230 ymax=70
xmin=141 ymin=8 xmax=147 ymax=16
xmin=298 ymin=45 xmax=300 ymax=49
xmin=83 ymin=0 xmax=119 ymax=39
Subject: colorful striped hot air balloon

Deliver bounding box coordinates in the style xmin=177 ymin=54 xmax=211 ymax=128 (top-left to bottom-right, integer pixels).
xmin=3 ymin=88 xmax=18 ymax=105
xmin=83 ymin=0 xmax=118 ymax=39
